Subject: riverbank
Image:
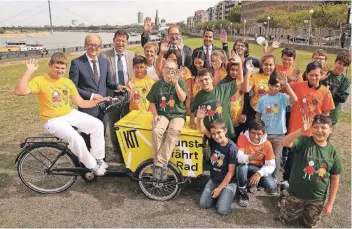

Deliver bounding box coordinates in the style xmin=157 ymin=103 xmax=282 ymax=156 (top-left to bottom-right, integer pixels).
xmin=0 ymin=31 xmax=49 ymax=38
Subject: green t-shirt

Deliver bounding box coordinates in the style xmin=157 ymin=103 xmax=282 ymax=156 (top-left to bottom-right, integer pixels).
xmin=190 ymin=81 xmax=237 ymax=138
xmin=321 ymin=71 xmax=350 ymax=124
xmin=146 ymin=80 xmax=187 ymax=120
xmin=289 ymin=136 xmax=343 ymax=201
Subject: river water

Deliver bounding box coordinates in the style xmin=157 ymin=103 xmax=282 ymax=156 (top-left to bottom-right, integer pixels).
xmin=0 ymin=32 xmax=158 ymax=49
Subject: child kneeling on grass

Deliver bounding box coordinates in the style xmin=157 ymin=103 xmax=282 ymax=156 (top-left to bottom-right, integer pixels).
xmin=279 ymin=114 xmax=343 ymax=228
xmin=146 ymin=59 xmax=187 ymax=181
xmin=14 ymin=53 xmax=108 ymax=176
xmin=197 ymin=107 xmax=238 ymax=215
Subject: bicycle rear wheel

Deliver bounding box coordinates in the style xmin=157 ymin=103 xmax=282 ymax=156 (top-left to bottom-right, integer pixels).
xmin=17 ymin=144 xmax=77 ymax=194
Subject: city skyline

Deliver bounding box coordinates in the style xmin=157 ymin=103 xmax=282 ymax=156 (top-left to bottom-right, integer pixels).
xmin=0 ymin=0 xmax=220 ymax=26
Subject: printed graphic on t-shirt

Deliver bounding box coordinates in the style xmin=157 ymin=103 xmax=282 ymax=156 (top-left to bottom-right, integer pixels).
xmin=50 ymin=86 xmax=69 ymax=108
xmin=299 ymin=94 xmax=322 ymax=121
xmin=302 ymin=153 xmax=329 ymax=181
xmin=230 ymin=91 xmax=244 ymax=122
xmin=257 ymin=84 xmax=267 ymax=97
xmin=160 ymin=96 xmax=167 ymax=111
xmin=263 ymin=102 xmax=279 ymax=117
xmin=210 ymin=150 xmax=225 ymax=167
xmin=132 ymin=86 xmax=149 ymax=106
xmin=215 ymin=100 xmax=223 ymax=117
xmin=168 ymin=95 xmax=176 ymax=111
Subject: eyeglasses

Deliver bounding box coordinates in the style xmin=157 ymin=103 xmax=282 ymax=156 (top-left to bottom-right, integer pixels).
xmin=86 ymin=44 xmax=101 ymax=49
xmin=163 ymin=67 xmax=177 ymax=74
xmin=313 ymin=57 xmax=326 ymax=61
xmin=169 ymin=33 xmax=180 ymax=37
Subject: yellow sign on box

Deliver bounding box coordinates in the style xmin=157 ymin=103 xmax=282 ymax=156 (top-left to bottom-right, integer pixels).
xmin=115 ymin=110 xmax=204 ymax=177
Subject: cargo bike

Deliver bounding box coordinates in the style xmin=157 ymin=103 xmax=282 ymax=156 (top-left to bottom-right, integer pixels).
xmin=15 ymin=91 xmax=205 ymax=201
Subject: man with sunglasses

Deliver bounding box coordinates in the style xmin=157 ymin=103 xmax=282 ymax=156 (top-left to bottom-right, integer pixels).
xmin=69 ymin=34 xmax=122 ymax=150
xmin=141 ymin=20 xmax=192 ymax=68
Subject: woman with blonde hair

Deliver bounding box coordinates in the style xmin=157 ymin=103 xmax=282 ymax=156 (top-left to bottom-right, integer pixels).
xmin=211 ymin=50 xmax=228 ymax=86
xmin=143 ymin=41 xmax=159 ymax=81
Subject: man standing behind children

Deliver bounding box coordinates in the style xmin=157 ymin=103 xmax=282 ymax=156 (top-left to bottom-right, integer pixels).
xmin=255 ymin=74 xmax=298 ymax=182
xmin=127 ymin=56 xmax=155 ymax=111
xmin=279 ymin=115 xmax=343 ymax=228
xmin=146 ymin=59 xmax=187 ymax=180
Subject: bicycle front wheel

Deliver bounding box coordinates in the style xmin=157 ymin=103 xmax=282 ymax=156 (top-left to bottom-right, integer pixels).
xmin=17 ymin=144 xmax=77 ymax=194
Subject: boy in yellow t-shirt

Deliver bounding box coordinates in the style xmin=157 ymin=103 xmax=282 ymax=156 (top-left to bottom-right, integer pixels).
xmin=127 ymin=56 xmax=155 ymax=111
xmin=14 ymin=53 xmax=108 ymax=176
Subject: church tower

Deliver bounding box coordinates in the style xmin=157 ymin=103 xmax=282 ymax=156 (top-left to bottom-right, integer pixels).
xmin=155 ymin=9 xmax=160 ymax=28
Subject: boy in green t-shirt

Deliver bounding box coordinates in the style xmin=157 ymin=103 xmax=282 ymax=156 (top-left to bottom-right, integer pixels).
xmin=321 ymin=51 xmax=351 ymax=125
xmin=190 ymin=67 xmax=242 ymax=146
xmin=146 ymin=59 xmax=187 ymax=180
xmin=279 ymin=115 xmax=343 ymax=228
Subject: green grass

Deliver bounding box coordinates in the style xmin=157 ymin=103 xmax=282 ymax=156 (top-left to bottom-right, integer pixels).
xmin=340 ymin=111 xmax=351 ymax=124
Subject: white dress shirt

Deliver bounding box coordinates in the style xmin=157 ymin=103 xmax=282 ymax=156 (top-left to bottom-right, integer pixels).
xmin=114 ymin=48 xmax=129 ymax=84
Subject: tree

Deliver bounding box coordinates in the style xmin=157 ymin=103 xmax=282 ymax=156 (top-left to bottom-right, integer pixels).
xmin=228 ymin=6 xmax=241 ymax=23
xmin=0 ymin=27 xmax=6 ymax=34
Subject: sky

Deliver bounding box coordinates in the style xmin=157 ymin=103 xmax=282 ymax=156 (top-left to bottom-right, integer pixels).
xmin=0 ymin=0 xmax=220 ymax=26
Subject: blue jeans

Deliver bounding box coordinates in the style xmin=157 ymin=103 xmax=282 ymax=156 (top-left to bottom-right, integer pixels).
xmin=267 ymin=134 xmax=284 ymax=180
xmin=199 ymin=179 xmax=237 ymax=215
xmin=236 ymin=164 xmax=277 ymax=193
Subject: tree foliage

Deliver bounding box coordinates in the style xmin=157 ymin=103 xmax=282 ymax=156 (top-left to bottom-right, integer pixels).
xmin=228 ymin=6 xmax=241 ymax=23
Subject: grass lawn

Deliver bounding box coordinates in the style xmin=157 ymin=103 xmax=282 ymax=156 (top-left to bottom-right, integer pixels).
xmin=0 ymin=37 xmax=350 ymax=227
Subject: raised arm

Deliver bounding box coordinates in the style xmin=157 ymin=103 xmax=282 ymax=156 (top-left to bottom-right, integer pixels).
xmin=156 ymin=40 xmax=169 ymax=76
xmin=14 ymin=59 xmax=38 ymax=96
xmin=278 ymin=72 xmax=298 ymax=104
xmin=196 ymin=106 xmax=210 ymax=138
xmin=241 ymin=60 xmax=254 ymax=93
xmin=282 ymin=116 xmax=311 ymax=148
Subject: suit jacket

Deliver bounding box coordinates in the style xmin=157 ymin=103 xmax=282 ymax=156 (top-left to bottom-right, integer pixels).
xmin=101 ymin=48 xmax=135 ymax=85
xmin=69 ymin=54 xmax=117 ymax=118
xmin=193 ymin=45 xmax=221 ymax=68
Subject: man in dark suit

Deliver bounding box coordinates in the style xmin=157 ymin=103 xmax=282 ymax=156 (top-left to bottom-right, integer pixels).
xmin=141 ymin=21 xmax=192 ymax=68
xmin=101 ymin=30 xmax=135 ymax=163
xmin=69 ymin=34 xmax=123 ymax=149
xmin=193 ymin=28 xmax=221 ymax=68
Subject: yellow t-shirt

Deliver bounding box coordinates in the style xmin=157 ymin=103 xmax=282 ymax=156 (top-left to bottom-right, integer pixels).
xmin=249 ymin=73 xmax=270 ymax=109
xmin=28 ymin=75 xmax=78 ymax=123
xmin=129 ymin=75 xmax=155 ymax=111
xmin=230 ymin=91 xmax=245 ymax=123
xmin=183 ymin=67 xmax=192 ymax=81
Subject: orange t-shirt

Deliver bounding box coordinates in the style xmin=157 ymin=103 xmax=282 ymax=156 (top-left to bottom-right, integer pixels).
xmin=288 ymin=81 xmax=335 ymax=135
xmin=237 ymin=135 xmax=275 ymax=166
xmin=276 ymin=64 xmax=303 ymax=83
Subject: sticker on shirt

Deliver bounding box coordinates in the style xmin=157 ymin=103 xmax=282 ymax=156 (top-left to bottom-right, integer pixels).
xmin=210 ymin=150 xmax=225 ymax=167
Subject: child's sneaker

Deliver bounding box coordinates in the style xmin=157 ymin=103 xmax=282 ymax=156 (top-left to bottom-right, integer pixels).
xmin=152 ymin=165 xmax=163 ymax=180
xmin=91 ymin=164 xmax=106 ymax=176
xmin=238 ymin=187 xmax=249 ymax=207
xmin=97 ymin=159 xmax=109 ymax=169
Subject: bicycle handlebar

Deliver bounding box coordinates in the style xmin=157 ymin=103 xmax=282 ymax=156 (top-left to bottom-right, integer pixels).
xmin=98 ymin=89 xmax=131 ymax=114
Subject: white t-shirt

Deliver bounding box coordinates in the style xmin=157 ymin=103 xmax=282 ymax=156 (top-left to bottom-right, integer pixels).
xmin=146 ymin=65 xmax=159 ymax=81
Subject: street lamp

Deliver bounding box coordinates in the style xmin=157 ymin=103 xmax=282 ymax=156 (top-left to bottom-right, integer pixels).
xmin=230 ymin=22 xmax=233 ymax=35
xmin=308 ymin=9 xmax=314 ymax=45
xmin=267 ymin=16 xmax=271 ymax=39
xmin=243 ymin=20 xmax=247 ymax=38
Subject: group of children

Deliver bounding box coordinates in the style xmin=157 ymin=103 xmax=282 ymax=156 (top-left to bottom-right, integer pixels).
xmin=14 ymin=32 xmax=350 ymax=227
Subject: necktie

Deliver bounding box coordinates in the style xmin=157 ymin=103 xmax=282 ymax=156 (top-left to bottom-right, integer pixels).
xmin=117 ymin=54 xmax=125 ymax=85
xmin=206 ymin=47 xmax=211 ymax=67
xmin=92 ymin=59 xmax=99 ymax=85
